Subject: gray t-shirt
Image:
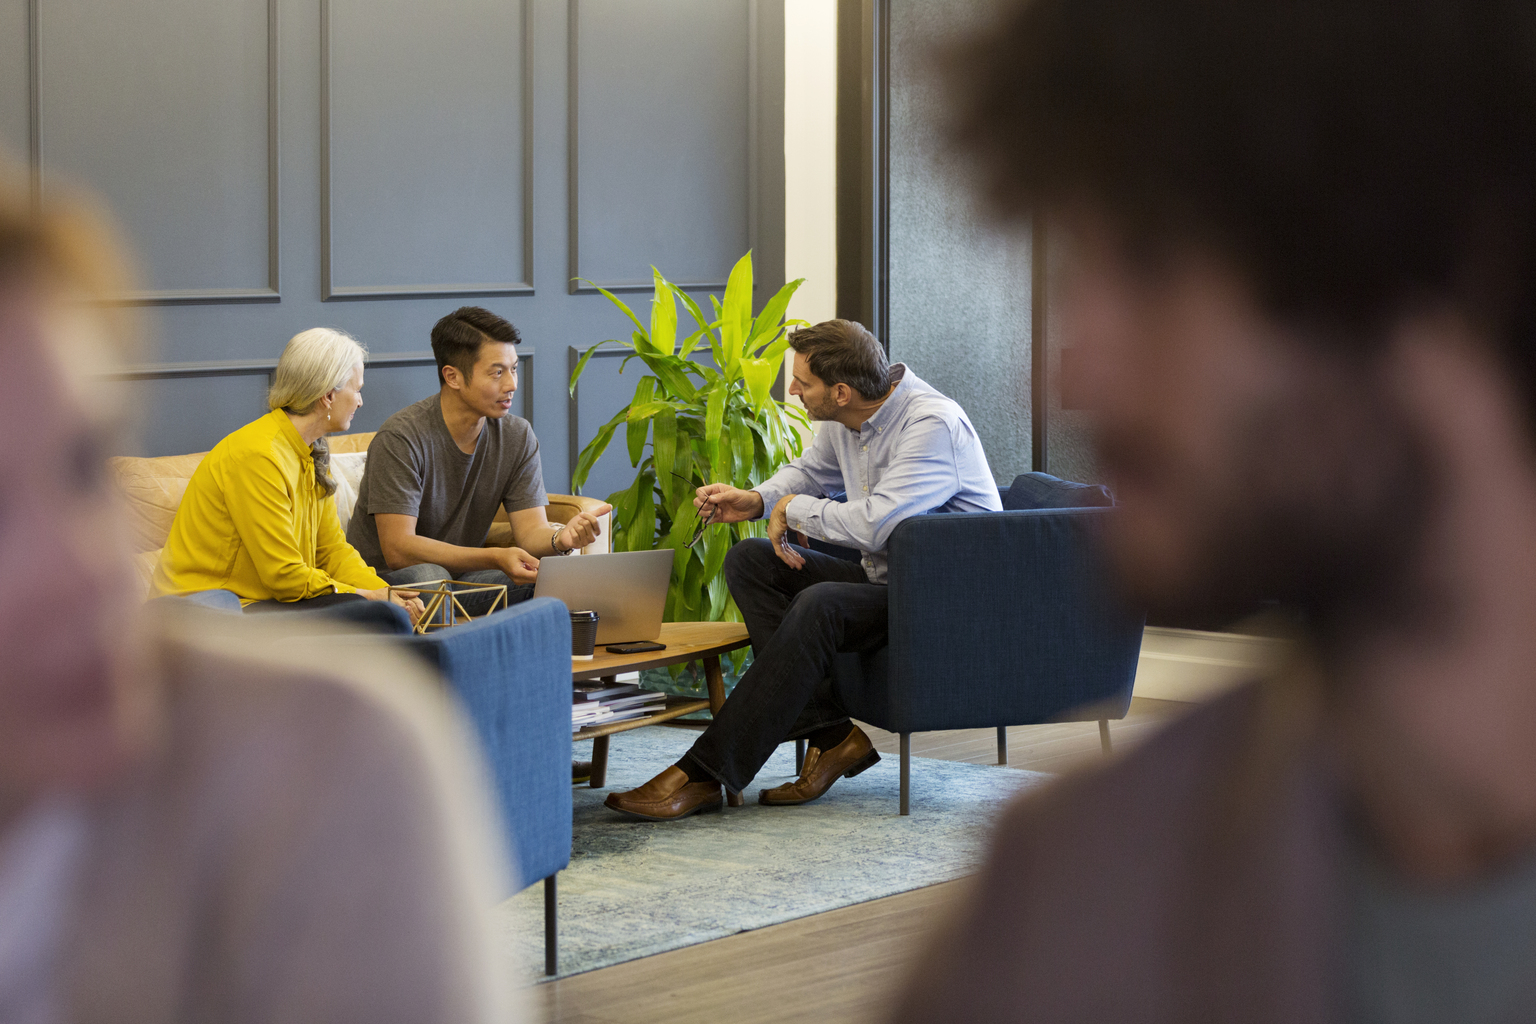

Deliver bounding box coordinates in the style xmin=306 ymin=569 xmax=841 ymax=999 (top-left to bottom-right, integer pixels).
xmin=1347 ymin=829 xmax=1536 ymax=1023
xmin=347 ymin=394 xmax=546 ymax=571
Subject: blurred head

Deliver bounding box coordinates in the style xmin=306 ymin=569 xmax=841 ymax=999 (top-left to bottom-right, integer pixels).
xmin=949 ymin=0 xmax=1536 ymax=626
xmin=268 ymin=327 xmax=367 ymax=433
xmin=787 ymin=319 xmax=891 ymax=421
xmin=0 ymin=174 xmax=156 ymax=809
xmin=431 ymin=306 xmax=520 ymax=420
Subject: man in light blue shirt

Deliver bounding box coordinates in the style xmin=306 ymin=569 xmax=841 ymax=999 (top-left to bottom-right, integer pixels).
xmin=605 ymin=320 xmax=1001 ymax=821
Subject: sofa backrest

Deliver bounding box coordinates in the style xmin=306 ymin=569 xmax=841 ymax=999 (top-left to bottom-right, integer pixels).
xmin=109 ymin=431 xmax=382 ymax=555
xmin=1002 ymin=472 xmax=1114 ymax=511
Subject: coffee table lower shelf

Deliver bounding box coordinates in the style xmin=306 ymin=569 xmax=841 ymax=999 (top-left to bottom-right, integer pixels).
xmin=573 ymin=695 xmax=712 ymax=740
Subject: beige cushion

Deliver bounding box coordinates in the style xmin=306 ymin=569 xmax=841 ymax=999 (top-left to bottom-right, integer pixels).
xmin=330 ymin=452 xmax=369 ymax=534
xmin=110 ymin=452 xmax=208 ymax=554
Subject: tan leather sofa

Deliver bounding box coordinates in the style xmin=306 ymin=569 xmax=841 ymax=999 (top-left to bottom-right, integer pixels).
xmin=110 ymin=430 xmax=612 ymax=598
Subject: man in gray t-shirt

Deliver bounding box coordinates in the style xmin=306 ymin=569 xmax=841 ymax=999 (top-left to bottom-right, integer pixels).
xmin=346 ymin=306 xmax=609 ymax=615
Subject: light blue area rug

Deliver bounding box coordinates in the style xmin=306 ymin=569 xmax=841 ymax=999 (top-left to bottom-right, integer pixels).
xmin=500 ymin=725 xmax=1052 ymax=979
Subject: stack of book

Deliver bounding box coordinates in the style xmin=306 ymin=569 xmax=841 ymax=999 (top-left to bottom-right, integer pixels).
xmin=572 ymin=681 xmax=667 ymax=733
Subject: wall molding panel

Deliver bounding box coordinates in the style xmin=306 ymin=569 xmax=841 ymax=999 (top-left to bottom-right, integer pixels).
xmin=566 ymin=0 xmax=757 ymax=295
xmin=17 ymin=0 xmax=785 ymax=468
xmin=30 ymin=0 xmax=281 ymax=305
xmin=108 ymin=347 xmax=535 ymax=424
xmin=320 ymin=0 xmax=534 ymax=301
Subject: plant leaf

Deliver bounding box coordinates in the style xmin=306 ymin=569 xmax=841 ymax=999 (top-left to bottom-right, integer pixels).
xmin=675 ymin=284 xmax=712 ymax=330
xmin=648 ymin=268 xmax=677 ymax=355
xmin=730 ymin=417 xmax=754 ymax=483
xmin=626 ymin=377 xmax=657 ymax=466
xmin=572 ymin=418 xmax=620 ymax=491
xmin=569 ymin=339 xmax=622 ymax=397
xmin=703 ymin=516 xmax=730 ymax=582
xmin=704 ymin=385 xmax=726 ymax=450
xmin=629 ymin=471 xmax=655 ymax=551
xmin=748 ymin=277 xmax=804 ymax=348
xmin=706 ymin=565 xmax=729 ymax=620
xmin=577 ymin=278 xmax=651 ymax=342
xmin=605 ymin=475 xmax=642 ymax=547
xmin=706 ymin=295 xmax=728 ymax=368
xmin=637 ymin=353 xmax=699 ymax=402
xmin=739 ymin=357 xmax=777 ymax=412
xmin=653 ymin=406 xmax=677 ymax=509
xmin=720 ymin=252 xmax=754 ymax=371
xmin=679 ymin=322 xmax=715 ymax=358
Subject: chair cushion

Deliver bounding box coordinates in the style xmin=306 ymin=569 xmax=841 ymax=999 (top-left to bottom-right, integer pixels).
xmin=109 ymin=452 xmax=208 ymax=553
xmin=1003 ymin=472 xmax=1114 ymax=510
xmin=330 ymin=451 xmax=369 ymax=533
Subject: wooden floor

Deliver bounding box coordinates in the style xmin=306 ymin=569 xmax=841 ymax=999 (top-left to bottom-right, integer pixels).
xmin=534 ymin=697 xmax=1186 ymax=1024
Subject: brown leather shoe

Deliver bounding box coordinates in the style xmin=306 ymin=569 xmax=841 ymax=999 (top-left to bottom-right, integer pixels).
xmin=572 ymin=760 xmax=593 ymax=785
xmin=604 ymin=765 xmax=722 ymax=821
xmin=759 ymin=726 xmax=880 ymax=805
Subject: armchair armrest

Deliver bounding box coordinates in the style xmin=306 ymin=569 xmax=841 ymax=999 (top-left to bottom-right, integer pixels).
xmin=483 ymin=494 xmax=612 ymax=554
xmin=879 ymin=508 xmax=1144 ymax=731
xmin=405 ymin=597 xmax=572 ymax=892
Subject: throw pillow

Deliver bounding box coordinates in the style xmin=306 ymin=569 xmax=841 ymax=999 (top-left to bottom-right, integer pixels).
xmin=330 ymin=452 xmax=369 ymax=532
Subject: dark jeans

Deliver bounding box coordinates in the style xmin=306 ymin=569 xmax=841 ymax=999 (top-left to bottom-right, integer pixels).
xmin=243 ymin=592 xmax=412 ymax=633
xmin=244 ymin=592 xmax=367 ymax=613
xmin=380 ymin=563 xmax=533 ymax=617
xmin=684 ymin=538 xmax=889 ymax=793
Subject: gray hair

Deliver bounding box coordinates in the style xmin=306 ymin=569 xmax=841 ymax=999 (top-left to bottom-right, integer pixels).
xmin=269 ymin=327 xmax=367 ymax=414
xmin=268 ymin=327 xmax=367 ymax=496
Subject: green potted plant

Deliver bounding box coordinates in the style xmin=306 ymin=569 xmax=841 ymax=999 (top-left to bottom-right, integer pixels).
xmin=569 ymin=252 xmax=811 ymax=685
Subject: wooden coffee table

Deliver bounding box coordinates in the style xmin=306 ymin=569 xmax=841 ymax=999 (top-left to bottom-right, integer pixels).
xmin=573 ymin=620 xmax=752 ymax=806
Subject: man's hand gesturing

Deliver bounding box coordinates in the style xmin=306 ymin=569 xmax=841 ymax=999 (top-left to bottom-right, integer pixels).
xmin=693 ymin=484 xmax=765 ymax=523
xmin=556 ymin=502 xmax=613 ymax=552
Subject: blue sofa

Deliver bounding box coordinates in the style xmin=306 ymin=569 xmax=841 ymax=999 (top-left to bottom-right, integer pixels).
xmin=821 ymin=472 xmax=1146 ymax=813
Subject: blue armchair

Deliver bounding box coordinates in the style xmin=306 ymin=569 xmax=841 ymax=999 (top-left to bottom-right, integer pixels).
xmin=822 ymin=473 xmax=1146 ymax=814
xmin=406 ymin=597 xmax=572 ymax=975
xmin=172 ymin=593 xmax=575 ymax=974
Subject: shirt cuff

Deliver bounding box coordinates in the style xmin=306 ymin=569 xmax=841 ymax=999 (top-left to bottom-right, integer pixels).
xmin=785 ymin=494 xmax=823 ymax=536
xmin=750 ymin=487 xmax=780 ymax=521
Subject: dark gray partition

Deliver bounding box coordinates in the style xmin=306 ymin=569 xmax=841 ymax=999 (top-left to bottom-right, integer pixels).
xmin=0 ymin=0 xmax=785 ymax=494
xmin=883 ymin=0 xmax=1031 ymax=483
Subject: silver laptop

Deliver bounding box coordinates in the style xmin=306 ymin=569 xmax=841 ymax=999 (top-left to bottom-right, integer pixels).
xmin=533 ymin=549 xmax=674 ymax=644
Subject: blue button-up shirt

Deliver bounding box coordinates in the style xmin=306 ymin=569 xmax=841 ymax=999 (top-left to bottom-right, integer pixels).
xmin=753 ymin=364 xmax=1002 ymax=583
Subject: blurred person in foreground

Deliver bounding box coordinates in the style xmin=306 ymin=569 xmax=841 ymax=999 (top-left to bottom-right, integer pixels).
xmin=890 ymin=0 xmax=1536 ymax=1020
xmin=0 ymin=180 xmax=518 ymax=1022
xmin=152 ymin=326 xmax=424 ymax=622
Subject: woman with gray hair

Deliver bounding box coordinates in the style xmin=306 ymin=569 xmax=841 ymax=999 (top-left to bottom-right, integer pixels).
xmin=153 ymin=328 xmax=423 ymax=620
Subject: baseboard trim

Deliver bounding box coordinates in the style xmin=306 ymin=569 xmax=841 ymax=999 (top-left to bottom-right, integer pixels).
xmin=1132 ymin=626 xmax=1289 ymax=703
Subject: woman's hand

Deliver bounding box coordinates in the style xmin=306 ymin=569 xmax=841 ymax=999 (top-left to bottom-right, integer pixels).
xmin=358 ymin=587 xmax=427 ymax=623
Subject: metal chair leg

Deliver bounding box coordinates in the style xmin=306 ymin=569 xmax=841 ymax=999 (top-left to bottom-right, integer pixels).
xmin=1099 ymin=719 xmax=1113 ymax=755
xmin=544 ymin=874 xmax=557 ymax=976
xmin=997 ymin=725 xmax=1008 ymax=765
xmin=900 ymin=733 xmax=911 ymax=815
xmin=795 ymin=737 xmax=806 ymax=773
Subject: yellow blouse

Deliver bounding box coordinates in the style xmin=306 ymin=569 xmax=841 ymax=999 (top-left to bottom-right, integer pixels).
xmin=153 ymin=409 xmax=387 ymax=603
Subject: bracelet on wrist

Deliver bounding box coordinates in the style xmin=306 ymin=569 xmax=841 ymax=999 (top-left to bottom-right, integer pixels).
xmin=551 ymin=522 xmax=574 ymax=555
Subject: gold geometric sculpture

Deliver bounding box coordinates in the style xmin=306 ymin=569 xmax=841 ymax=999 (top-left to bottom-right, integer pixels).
xmin=387 ymin=580 xmax=509 ymax=635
